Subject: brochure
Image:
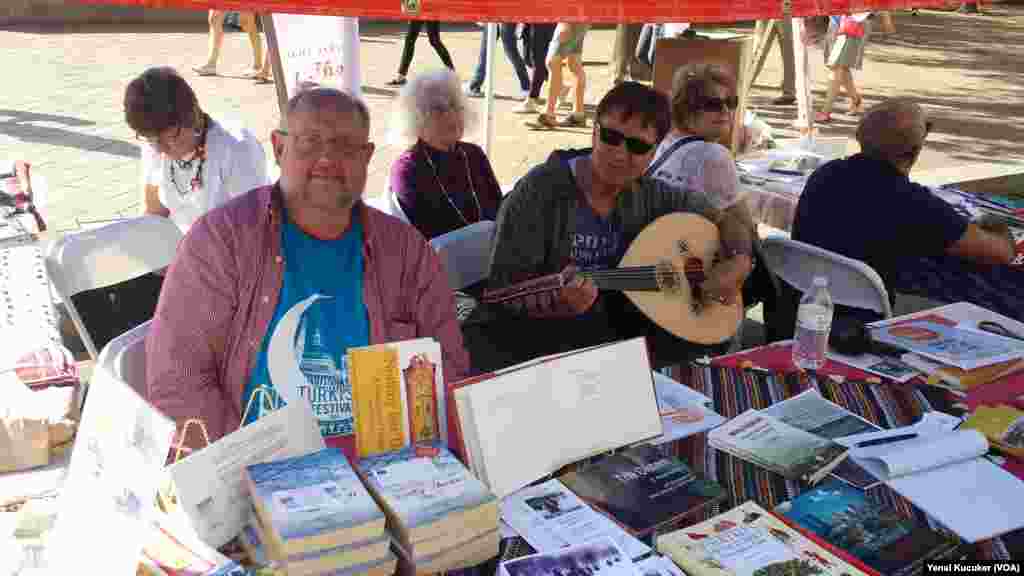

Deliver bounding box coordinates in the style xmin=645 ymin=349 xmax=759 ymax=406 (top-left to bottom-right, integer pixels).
xmin=649 ymin=371 xmax=725 ymax=444
xmin=500 ymin=537 xmax=639 ymax=576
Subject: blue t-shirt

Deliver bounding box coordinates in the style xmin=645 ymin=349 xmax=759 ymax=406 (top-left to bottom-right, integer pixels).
xmin=567 ymin=155 xmax=625 ymax=271
xmin=242 ymin=214 xmax=370 ymax=443
xmin=793 ymin=153 xmax=968 ymax=303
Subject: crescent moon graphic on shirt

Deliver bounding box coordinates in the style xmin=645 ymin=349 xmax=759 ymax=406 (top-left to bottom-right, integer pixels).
xmin=266 ymin=293 xmax=327 ymax=407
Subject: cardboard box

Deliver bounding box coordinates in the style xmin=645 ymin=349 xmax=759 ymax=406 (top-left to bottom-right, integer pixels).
xmin=653 ymin=34 xmax=754 ymax=154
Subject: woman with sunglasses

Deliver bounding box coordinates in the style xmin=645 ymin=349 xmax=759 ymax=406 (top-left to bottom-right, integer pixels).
xmin=388 ymin=69 xmax=503 ymax=240
xmin=648 ymin=63 xmax=747 ymax=213
xmin=124 ymin=67 xmax=268 ymax=233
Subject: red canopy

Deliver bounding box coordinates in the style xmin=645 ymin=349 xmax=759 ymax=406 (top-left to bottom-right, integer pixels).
xmin=68 ymin=0 xmax=946 ymax=24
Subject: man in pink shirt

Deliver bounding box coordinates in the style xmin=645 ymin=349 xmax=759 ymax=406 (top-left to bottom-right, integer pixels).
xmin=146 ymin=88 xmax=470 ymax=459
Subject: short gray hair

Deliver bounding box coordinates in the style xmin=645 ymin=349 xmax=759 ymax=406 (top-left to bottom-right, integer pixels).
xmin=388 ymin=69 xmax=478 ymax=146
xmin=280 ymin=87 xmax=371 ymax=133
xmin=856 ymin=98 xmax=927 ymax=162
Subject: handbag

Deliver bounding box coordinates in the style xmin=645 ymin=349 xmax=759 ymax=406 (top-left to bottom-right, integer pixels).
xmin=838 ymin=15 xmax=866 ymax=38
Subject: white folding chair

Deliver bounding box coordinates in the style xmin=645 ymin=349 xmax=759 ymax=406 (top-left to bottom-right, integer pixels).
xmin=760 ymin=236 xmax=893 ymax=318
xmin=364 ymin=190 xmax=410 ymax=223
xmin=429 ymin=221 xmax=497 ymax=290
xmin=95 ymin=320 xmax=150 ymax=398
xmin=45 ymin=215 xmax=182 ymax=359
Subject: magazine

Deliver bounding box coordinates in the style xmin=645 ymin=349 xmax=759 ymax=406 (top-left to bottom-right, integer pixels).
xmin=871 ymin=319 xmax=1024 ymax=370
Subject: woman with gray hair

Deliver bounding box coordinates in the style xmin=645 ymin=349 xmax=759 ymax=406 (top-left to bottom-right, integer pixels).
xmin=389 ymin=69 xmax=503 ymax=240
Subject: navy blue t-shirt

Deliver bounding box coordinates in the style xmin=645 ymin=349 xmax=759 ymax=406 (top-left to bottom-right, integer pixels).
xmin=792 ymin=153 xmax=968 ymax=301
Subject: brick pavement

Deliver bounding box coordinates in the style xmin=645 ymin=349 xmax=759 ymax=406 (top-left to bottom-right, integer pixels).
xmin=0 ymin=9 xmax=1022 ymax=233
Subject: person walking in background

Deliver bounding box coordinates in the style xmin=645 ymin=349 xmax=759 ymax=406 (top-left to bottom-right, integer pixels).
xmin=519 ymin=23 xmax=556 ymax=113
xmin=748 ymin=18 xmax=797 ymax=105
xmin=193 ymin=11 xmax=264 ymax=77
xmin=610 ymin=24 xmax=650 ymax=84
xmin=816 ymin=13 xmax=871 ymax=123
xmin=387 ymin=21 xmax=455 ymax=86
xmin=464 ymin=23 xmax=531 ymax=100
xmin=536 ymin=23 xmax=589 ymax=128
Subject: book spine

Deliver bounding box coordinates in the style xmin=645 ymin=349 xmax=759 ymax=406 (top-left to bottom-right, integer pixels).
xmin=768 ymin=510 xmax=882 ymax=576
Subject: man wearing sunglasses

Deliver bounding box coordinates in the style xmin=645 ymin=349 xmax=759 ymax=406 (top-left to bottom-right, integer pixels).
xmin=790 ymin=99 xmax=1015 ymax=329
xmin=465 ymin=82 xmax=753 ymax=371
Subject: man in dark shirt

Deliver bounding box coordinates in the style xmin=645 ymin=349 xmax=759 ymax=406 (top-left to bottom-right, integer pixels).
xmin=791 ymin=98 xmax=1014 ymax=322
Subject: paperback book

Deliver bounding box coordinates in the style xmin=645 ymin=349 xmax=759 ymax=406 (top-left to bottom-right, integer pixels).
xmin=708 ymin=410 xmax=849 ymax=485
xmin=776 ymin=481 xmax=962 ymax=576
xmin=245 ymin=448 xmax=387 ymax=557
xmin=962 ymin=404 xmax=1024 ymax=459
xmin=560 ymin=444 xmax=726 ymax=537
xmin=871 ymin=319 xmax=1024 ymax=371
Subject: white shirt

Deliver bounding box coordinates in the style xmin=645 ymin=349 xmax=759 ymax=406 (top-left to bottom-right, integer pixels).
xmin=141 ymin=118 xmax=268 ymax=233
xmin=648 ymin=133 xmax=745 ymax=211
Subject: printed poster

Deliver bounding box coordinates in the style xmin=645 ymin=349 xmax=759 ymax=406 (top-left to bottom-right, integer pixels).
xmin=271 ymin=15 xmax=362 ymax=100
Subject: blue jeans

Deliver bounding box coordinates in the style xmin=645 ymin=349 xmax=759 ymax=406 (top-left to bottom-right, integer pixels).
xmin=469 ymin=23 xmax=530 ymax=92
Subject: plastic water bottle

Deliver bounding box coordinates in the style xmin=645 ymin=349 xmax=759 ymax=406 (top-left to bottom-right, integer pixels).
xmin=793 ymin=276 xmax=834 ymax=370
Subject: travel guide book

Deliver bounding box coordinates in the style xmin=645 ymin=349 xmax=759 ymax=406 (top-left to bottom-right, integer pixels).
xmin=356 ymin=440 xmax=497 ymax=558
xmin=871 ymin=318 xmax=1024 ymax=371
xmin=245 ymin=448 xmax=387 ymax=557
xmin=708 ymin=410 xmax=849 ymax=485
xmin=348 ymin=338 xmax=446 ymax=458
xmin=560 ymin=444 xmax=726 ymax=537
xmin=776 ymin=481 xmax=963 ymax=576
xmin=657 ymin=501 xmax=873 ymax=576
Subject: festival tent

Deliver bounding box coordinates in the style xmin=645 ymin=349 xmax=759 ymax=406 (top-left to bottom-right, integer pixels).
xmin=65 ymin=0 xmax=948 ymax=152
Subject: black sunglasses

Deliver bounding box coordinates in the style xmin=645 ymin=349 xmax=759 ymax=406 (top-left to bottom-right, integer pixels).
xmin=597 ymin=124 xmax=655 ymax=155
xmin=700 ymin=96 xmax=739 ymax=113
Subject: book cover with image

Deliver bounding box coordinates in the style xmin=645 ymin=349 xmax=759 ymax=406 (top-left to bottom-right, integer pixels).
xmin=709 ymin=410 xmax=849 ymax=484
xmin=871 ymin=319 xmax=1024 ymax=370
xmin=777 ymin=481 xmax=962 ymax=576
xmin=245 ymin=448 xmax=386 ymax=555
xmin=561 ymin=444 xmax=726 ymax=537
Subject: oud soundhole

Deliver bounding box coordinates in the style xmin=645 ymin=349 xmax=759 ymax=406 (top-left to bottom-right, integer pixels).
xmin=684 ymin=257 xmax=706 ymax=314
xmin=676 ymin=239 xmax=690 ymax=256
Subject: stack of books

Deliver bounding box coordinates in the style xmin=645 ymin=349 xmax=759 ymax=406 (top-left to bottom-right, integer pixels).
xmin=357 ymin=441 xmax=499 ymax=573
xmin=244 ymin=448 xmax=396 ymax=576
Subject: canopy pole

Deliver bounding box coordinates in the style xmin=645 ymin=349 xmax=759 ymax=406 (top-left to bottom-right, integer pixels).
xmin=482 ymin=23 xmax=498 ymax=156
xmin=792 ymin=17 xmax=814 ymax=138
xmin=262 ymin=14 xmax=290 ymax=130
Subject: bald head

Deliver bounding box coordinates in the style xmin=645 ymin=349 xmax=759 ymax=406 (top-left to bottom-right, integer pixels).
xmin=856 ymin=99 xmax=929 ymax=172
xmin=281 ymin=87 xmax=370 ymax=134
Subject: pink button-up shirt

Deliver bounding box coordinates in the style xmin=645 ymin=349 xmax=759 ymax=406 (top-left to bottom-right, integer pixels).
xmin=146 ymin=184 xmax=471 ymax=454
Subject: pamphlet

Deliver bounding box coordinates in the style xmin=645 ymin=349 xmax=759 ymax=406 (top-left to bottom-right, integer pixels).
xmin=826 ymin=351 xmax=919 ymax=383
xmin=166 ymin=401 xmax=325 ymax=548
xmin=500 ymin=537 xmax=639 ymax=576
xmin=634 ymin=555 xmax=687 ymax=576
xmin=45 ymin=369 xmax=176 ymax=575
xmin=871 ymin=318 xmax=1024 ymax=370
xmin=500 ymin=479 xmax=650 ymax=561
xmin=649 ymin=371 xmax=725 ymax=444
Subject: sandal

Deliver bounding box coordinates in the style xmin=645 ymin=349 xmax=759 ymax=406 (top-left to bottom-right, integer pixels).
xmin=386 ymin=75 xmax=407 ymax=87
xmin=535 ymin=113 xmax=559 ymax=128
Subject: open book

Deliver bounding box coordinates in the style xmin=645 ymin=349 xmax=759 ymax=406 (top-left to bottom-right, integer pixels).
xmin=837 ymin=427 xmax=1024 ymax=542
xmin=452 ymin=338 xmax=661 ymax=498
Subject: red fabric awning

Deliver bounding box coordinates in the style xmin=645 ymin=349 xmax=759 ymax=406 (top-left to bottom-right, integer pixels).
xmin=67 ymin=0 xmax=949 ymax=24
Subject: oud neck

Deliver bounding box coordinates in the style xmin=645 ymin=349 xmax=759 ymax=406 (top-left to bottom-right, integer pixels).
xmin=579 ymin=265 xmax=662 ymax=292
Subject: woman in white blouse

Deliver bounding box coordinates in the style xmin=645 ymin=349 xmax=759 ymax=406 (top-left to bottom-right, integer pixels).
xmin=124 ymin=67 xmax=268 ymax=233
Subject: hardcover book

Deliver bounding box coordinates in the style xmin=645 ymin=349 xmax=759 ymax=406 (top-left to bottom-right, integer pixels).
xmin=708 ymin=410 xmax=849 ymax=485
xmin=357 ymin=440 xmax=497 ymax=557
xmin=561 ymin=445 xmax=726 ymax=537
xmin=657 ymin=501 xmax=873 ymax=576
xmin=776 ymin=481 xmax=962 ymax=576
xmin=245 ymin=448 xmax=386 ymax=557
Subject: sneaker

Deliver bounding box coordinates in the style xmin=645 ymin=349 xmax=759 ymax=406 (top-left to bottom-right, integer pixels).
xmin=559 ymin=113 xmax=586 ymax=127
xmin=517 ymin=98 xmax=539 ymax=113
xmin=386 ymin=75 xmax=407 ymax=87
xmin=193 ymin=64 xmax=217 ymax=76
xmin=463 ymin=82 xmax=484 ymax=98
xmin=240 ymin=67 xmax=262 ymax=79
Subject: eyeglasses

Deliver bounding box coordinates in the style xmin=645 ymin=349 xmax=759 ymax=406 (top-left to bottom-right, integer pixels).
xmin=290 ymin=133 xmax=372 ymax=159
xmin=136 ymin=126 xmax=182 ymax=146
xmin=597 ymin=123 xmax=656 ymax=155
xmin=700 ymin=96 xmax=739 ymax=113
